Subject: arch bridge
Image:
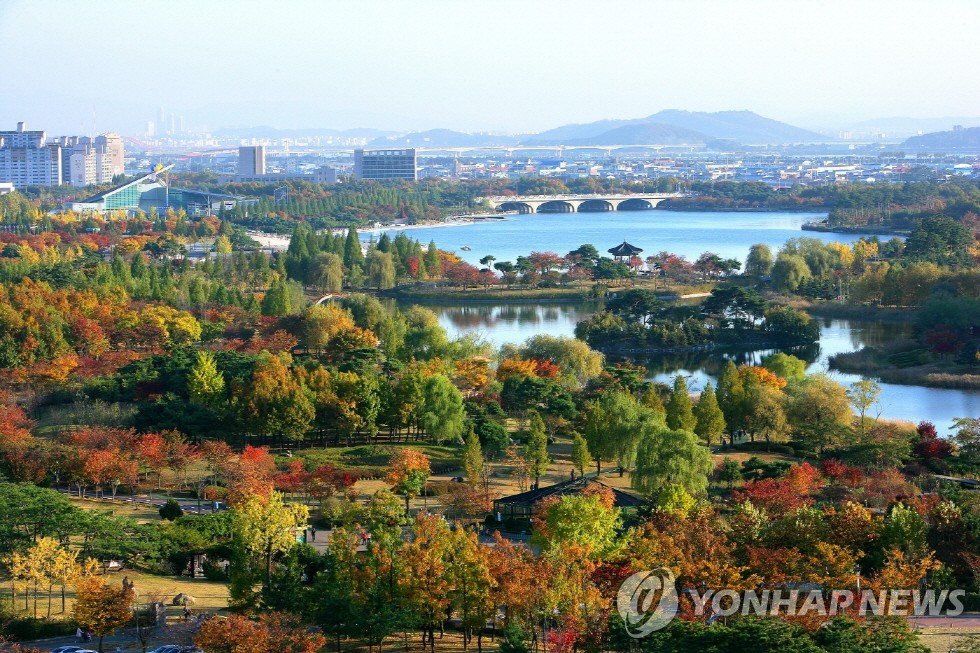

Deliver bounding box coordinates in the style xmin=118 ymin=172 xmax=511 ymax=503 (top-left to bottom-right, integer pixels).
xmin=483 ymin=192 xmax=689 ymax=214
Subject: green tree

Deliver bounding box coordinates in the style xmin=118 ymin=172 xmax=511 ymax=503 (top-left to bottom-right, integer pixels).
xmin=762 ymin=352 xmax=807 ymax=382
xmin=632 ymin=426 xmax=712 ymax=496
xmin=343 ymin=227 xmax=364 ymax=270
xmin=666 ymin=375 xmax=697 ymax=432
xmin=310 ymin=252 xmax=344 ymax=293
xmin=746 ymin=243 xmax=774 ymax=278
xmin=366 ymin=249 xmax=396 ymax=290
xmin=787 ymin=374 xmax=854 ymax=454
xmin=570 ymin=432 xmax=593 ymax=477
xmin=532 ymin=494 xmax=622 ymax=558
xmin=261 ymin=280 xmax=290 ymax=316
xmin=717 ymin=360 xmax=745 ymax=434
xmin=424 ymin=240 xmax=442 ymax=279
xmin=421 ymin=374 xmax=466 ymax=444
xmin=848 ymin=379 xmax=881 ymax=437
xmin=693 ymin=383 xmax=725 ymax=446
xmin=524 ymin=411 xmax=550 ymax=488
xmin=771 ymin=253 xmax=811 ymax=292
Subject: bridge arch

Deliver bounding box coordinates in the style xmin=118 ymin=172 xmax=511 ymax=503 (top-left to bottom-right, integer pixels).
xmin=498 ymin=201 xmax=535 ymax=214
xmin=616 ymin=198 xmax=656 ymax=211
xmin=537 ymin=200 xmax=575 ymax=213
xmin=578 ymin=199 xmax=615 ymax=212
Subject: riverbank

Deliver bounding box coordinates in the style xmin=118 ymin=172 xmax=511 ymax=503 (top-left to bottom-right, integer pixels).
xmin=792 ymin=300 xmax=918 ymax=322
xmin=830 ymin=344 xmax=980 ymax=390
xmin=801 ymin=220 xmax=909 ymax=236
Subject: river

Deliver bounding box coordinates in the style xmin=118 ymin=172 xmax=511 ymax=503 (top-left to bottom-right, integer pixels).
xmin=398 ymin=302 xmax=979 ymax=435
xmin=366 ymin=209 xmax=867 ymax=265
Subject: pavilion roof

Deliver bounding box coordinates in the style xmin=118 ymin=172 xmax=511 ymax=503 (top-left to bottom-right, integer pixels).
xmin=493 ymin=476 xmax=646 ymax=509
xmin=608 ymin=241 xmax=643 ymax=257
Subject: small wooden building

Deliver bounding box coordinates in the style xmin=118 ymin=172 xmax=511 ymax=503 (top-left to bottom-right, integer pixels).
xmin=492 ymin=477 xmax=646 ymax=521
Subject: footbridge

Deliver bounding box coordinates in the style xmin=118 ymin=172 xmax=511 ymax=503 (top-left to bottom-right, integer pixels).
xmin=483 ymin=192 xmax=689 ymax=214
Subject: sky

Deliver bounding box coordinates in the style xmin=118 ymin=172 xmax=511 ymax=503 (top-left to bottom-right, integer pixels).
xmin=2 ymin=0 xmax=979 ymax=137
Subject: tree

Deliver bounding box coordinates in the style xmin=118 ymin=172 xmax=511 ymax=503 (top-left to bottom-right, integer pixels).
xmin=533 ymin=493 xmax=621 ymax=558
xmin=745 ymin=243 xmax=774 ymax=278
xmin=693 ymin=383 xmax=726 ymax=446
xmin=761 ymin=352 xmax=806 ymax=382
xmin=214 ymin=235 xmax=233 ymax=255
xmin=570 ymin=432 xmax=592 ymax=477
xmin=386 ymin=448 xmax=431 ymax=512
xmin=310 ymin=252 xmax=343 ymax=293
xmin=187 ymin=350 xmax=225 ymax=406
xmin=847 ymin=379 xmax=881 ymax=437
xmin=72 ymin=576 xmax=135 ymax=653
xmin=463 ymin=430 xmax=484 ymax=486
xmin=787 ymin=374 xmax=853 ymax=454
xmin=159 ymin=498 xmax=183 ymax=521
xmin=366 ymin=249 xmax=396 ymax=290
xmin=904 ymin=215 xmax=973 ymax=266
xmin=771 ymin=253 xmax=811 ymax=292
xmin=717 ymin=458 xmax=743 ymax=489
xmin=524 ymin=411 xmax=550 ymax=488
xmin=421 ymin=374 xmax=466 ymax=444
xmin=717 ymin=360 xmax=745 ymax=433
xmin=231 ymin=491 xmax=309 ymax=588
xmin=632 ymin=426 xmax=712 ymax=496
xmin=343 ymin=227 xmax=364 ymax=271
xmin=241 ymin=356 xmax=315 ymax=442
xmin=666 ymin=375 xmax=696 ymax=432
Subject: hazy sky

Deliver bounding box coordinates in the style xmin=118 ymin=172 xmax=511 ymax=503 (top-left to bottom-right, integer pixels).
xmin=2 ymin=0 xmax=978 ymax=136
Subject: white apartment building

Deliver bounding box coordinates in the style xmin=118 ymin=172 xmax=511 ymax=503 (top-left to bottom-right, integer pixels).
xmin=0 ymin=122 xmax=63 ymax=186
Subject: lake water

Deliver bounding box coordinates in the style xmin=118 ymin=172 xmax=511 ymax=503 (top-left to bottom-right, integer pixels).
xmin=407 ymin=300 xmax=980 ymax=435
xmin=367 ymin=209 xmax=867 ymax=266
xmin=382 ymin=209 xmax=975 ymax=433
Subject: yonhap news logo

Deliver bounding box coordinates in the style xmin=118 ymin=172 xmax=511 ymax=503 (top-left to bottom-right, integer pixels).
xmin=615 ymin=568 xmax=966 ymax=639
xmin=616 ymin=568 xmax=679 ymax=637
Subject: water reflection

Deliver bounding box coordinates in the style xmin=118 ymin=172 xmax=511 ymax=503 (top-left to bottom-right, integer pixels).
xmin=414 ymin=300 xmax=977 ymax=434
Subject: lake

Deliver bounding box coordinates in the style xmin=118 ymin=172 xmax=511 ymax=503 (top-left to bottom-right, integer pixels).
xmin=406 ymin=300 xmax=980 ymax=435
xmin=366 ymin=209 xmax=868 ymax=266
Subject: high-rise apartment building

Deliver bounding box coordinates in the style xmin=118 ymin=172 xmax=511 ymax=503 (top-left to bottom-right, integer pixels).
xmin=238 ymin=146 xmax=266 ymax=177
xmin=0 ymin=122 xmax=63 ymax=186
xmin=0 ymin=123 xmax=125 ymax=188
xmin=354 ymin=148 xmax=417 ymax=181
xmin=65 ymin=133 xmax=125 ymax=187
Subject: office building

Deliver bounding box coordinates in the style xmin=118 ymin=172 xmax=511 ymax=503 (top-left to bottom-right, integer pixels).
xmin=354 ymin=148 xmax=417 ymax=181
xmin=238 ymin=146 xmax=266 ymax=177
xmin=0 ymin=122 xmax=63 ymax=186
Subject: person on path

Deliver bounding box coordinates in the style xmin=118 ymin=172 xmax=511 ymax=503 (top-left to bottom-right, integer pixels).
xmin=76 ymin=627 xmax=83 ymax=642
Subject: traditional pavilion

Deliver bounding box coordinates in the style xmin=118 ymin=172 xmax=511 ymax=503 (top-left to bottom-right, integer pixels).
xmin=608 ymin=241 xmax=643 ymax=266
xmin=492 ymin=477 xmax=646 ymax=521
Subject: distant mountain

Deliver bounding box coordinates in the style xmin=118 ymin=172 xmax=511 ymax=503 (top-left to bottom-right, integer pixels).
xmin=645 ymin=110 xmax=826 ymax=144
xmin=522 ymin=110 xmax=826 ymax=145
xmin=902 ymin=126 xmax=980 ymax=150
xmin=367 ymin=129 xmax=518 ymax=148
xmin=562 ymin=123 xmax=708 ymax=146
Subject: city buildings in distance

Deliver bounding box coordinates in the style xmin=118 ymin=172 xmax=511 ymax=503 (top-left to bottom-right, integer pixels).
xmin=0 ymin=122 xmax=125 ymax=188
xmin=354 ymin=148 xmax=418 ymax=181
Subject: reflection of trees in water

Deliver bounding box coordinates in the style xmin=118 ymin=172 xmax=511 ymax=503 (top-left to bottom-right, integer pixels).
xmin=614 ymin=343 xmax=821 ymax=379
xmin=444 ymin=306 xmax=497 ymax=329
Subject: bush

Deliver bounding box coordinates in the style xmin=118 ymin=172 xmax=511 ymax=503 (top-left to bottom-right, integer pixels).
xmin=159 ymin=498 xmax=184 ymax=521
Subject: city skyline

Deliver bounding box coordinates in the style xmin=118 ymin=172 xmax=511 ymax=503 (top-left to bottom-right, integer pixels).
xmin=2 ymin=0 xmax=979 ymax=136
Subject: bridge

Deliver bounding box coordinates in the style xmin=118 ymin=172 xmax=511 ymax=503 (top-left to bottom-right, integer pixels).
xmin=482 ymin=192 xmax=689 ymax=214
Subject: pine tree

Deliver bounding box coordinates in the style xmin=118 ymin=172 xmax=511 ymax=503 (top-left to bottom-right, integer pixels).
xmin=424 ymin=239 xmax=441 ymax=278
xmin=693 ymin=383 xmax=726 ymax=446
xmin=344 ymin=227 xmax=364 ymax=270
xmin=666 ymin=375 xmax=697 ymax=432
